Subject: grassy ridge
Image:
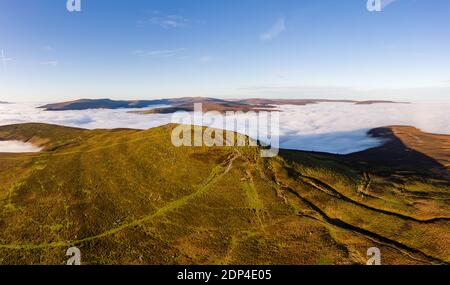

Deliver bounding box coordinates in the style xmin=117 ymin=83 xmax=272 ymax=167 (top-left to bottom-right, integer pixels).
xmin=0 ymin=123 xmax=448 ymax=264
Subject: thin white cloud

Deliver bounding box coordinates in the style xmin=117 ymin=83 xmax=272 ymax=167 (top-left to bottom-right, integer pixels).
xmin=381 ymin=0 xmax=399 ymax=9
xmin=410 ymin=51 xmax=426 ymax=57
xmin=260 ymin=18 xmax=286 ymax=41
xmin=274 ymin=69 xmax=304 ymax=78
xmin=42 ymin=45 xmax=54 ymax=52
xmin=138 ymin=11 xmax=191 ymax=29
xmin=199 ymin=56 xmax=218 ymax=63
xmin=40 ymin=60 xmax=58 ymax=67
xmin=131 ymin=48 xmax=186 ymax=58
xmin=0 ymin=141 xmax=42 ymax=153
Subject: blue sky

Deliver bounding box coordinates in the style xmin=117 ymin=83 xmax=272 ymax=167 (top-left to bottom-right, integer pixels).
xmin=1 ymin=0 xmax=449 ymax=102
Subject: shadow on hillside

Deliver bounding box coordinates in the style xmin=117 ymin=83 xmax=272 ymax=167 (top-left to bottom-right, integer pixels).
xmin=345 ymin=127 xmax=448 ymax=178
xmin=276 ymin=127 xmax=448 ymax=179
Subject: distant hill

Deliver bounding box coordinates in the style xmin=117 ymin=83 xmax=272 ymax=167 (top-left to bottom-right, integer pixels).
xmin=39 ymin=97 xmax=407 ymax=112
xmin=39 ymin=98 xmax=171 ymax=111
xmin=0 ymin=123 xmax=448 ymax=265
xmin=355 ymin=100 xmax=409 ymax=105
xmin=131 ymin=97 xmax=275 ymax=114
xmin=237 ymin=98 xmax=356 ymax=105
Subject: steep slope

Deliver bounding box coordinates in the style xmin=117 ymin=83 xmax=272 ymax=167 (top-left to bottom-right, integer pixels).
xmin=0 ymin=123 xmax=448 ymax=265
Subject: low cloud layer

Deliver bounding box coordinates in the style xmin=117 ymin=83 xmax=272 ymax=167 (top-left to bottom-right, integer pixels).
xmin=0 ymin=140 xmax=42 ymax=153
xmin=278 ymin=102 xmax=450 ymax=153
xmin=0 ymin=102 xmax=449 ymax=154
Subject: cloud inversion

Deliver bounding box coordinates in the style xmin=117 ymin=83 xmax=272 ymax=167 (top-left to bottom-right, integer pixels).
xmin=0 ymin=101 xmax=449 ymax=154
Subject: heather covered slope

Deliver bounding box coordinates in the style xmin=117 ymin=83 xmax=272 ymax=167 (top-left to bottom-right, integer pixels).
xmin=0 ymin=123 xmax=449 ymax=265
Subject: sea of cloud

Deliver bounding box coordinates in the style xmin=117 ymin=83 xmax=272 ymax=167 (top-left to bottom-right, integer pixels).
xmin=275 ymin=102 xmax=450 ymax=153
xmin=0 ymin=102 xmax=448 ymax=154
xmin=0 ymin=140 xmax=42 ymax=153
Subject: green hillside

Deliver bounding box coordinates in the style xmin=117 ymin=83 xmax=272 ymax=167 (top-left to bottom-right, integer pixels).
xmin=0 ymin=123 xmax=449 ymax=265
